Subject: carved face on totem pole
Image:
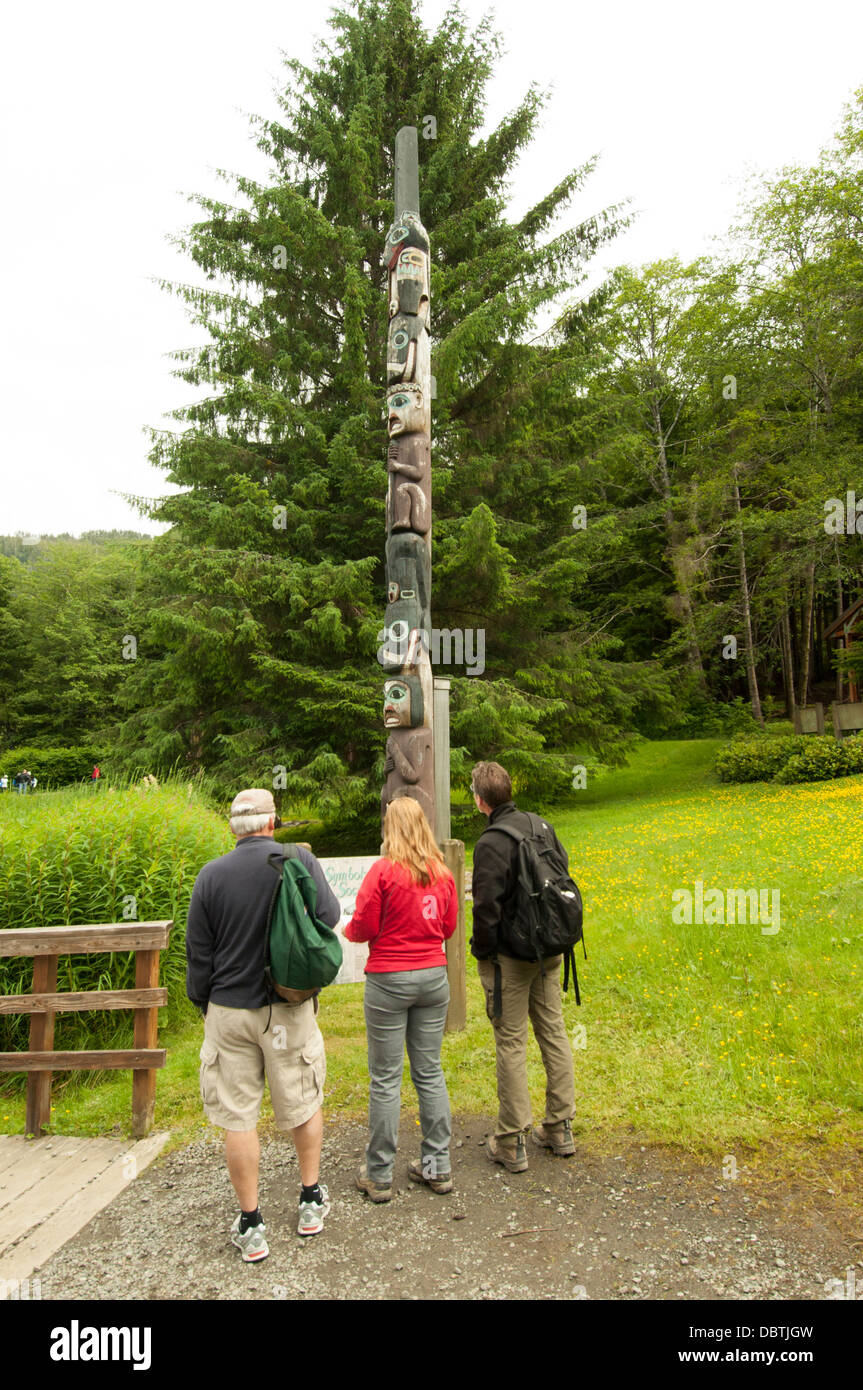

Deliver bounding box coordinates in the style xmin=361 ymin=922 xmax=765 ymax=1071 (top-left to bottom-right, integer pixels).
xmin=388 ymin=247 xmax=430 ymax=323
xmin=387 ymin=384 xmax=430 ymax=438
xmin=387 ymin=314 xmax=431 ymax=386
xmin=384 ymin=211 xmax=430 ymax=266
xmin=383 ymin=674 xmax=424 ymax=729
xmin=384 ymin=530 xmax=431 ymax=643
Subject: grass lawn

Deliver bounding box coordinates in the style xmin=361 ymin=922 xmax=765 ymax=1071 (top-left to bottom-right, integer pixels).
xmin=2 ymin=739 xmax=861 ymax=1183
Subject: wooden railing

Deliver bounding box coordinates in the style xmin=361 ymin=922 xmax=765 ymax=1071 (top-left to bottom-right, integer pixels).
xmin=0 ymin=921 xmax=172 ymax=1138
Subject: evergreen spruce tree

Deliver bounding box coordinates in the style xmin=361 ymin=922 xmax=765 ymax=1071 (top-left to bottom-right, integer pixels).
xmin=117 ymin=0 xmax=669 ymax=834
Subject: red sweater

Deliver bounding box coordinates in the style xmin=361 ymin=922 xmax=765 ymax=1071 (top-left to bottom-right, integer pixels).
xmin=344 ymin=858 xmax=458 ymax=973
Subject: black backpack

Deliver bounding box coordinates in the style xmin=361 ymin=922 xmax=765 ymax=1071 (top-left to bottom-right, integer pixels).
xmin=489 ymin=812 xmax=585 ymax=1013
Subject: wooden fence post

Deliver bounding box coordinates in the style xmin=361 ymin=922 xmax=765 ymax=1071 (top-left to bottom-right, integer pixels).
xmin=132 ymin=950 xmax=160 ymax=1139
xmin=442 ymin=839 xmax=466 ymax=1032
xmin=25 ymin=954 xmax=57 ymax=1137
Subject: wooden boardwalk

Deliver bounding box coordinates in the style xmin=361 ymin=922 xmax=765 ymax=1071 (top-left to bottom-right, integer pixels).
xmin=0 ymin=1131 xmax=168 ymax=1294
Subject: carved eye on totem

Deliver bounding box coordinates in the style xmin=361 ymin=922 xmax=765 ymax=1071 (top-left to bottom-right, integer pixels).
xmin=392 ymin=329 xmax=409 ymax=350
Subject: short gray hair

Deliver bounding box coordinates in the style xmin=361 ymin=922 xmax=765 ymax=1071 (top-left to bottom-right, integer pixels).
xmin=230 ymin=810 xmax=273 ymax=837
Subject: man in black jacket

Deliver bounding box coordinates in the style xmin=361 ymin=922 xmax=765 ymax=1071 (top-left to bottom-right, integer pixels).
xmin=470 ymin=761 xmax=576 ymax=1173
xmin=186 ymin=788 xmax=341 ymax=1261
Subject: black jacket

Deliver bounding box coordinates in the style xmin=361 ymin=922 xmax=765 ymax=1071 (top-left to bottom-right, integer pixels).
xmin=470 ymin=801 xmax=570 ymax=960
xmin=185 ymin=836 xmax=341 ymax=1010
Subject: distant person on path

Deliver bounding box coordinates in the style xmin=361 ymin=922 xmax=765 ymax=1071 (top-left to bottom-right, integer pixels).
xmin=346 ymin=797 xmax=457 ymax=1202
xmin=186 ymin=788 xmax=341 ymax=1262
xmin=0 ymin=774 xmax=8 ymax=792
xmin=470 ymin=761 xmax=577 ymax=1173
xmin=90 ymin=765 xmax=101 ymax=786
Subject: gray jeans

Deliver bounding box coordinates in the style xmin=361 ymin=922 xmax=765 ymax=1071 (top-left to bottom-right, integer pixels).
xmin=363 ymin=966 xmax=451 ymax=1183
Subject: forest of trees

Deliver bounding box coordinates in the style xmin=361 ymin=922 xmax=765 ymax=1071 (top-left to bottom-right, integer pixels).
xmin=1 ymin=0 xmax=861 ymax=833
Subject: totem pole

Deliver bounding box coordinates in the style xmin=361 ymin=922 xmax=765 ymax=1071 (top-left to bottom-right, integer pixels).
xmin=381 ymin=126 xmax=435 ymax=832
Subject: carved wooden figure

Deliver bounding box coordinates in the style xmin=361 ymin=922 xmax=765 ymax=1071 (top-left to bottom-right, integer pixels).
xmin=381 ymin=727 xmax=435 ymax=824
xmin=387 ymin=313 xmax=431 ymax=386
xmin=388 ymin=246 xmax=430 ymax=322
xmin=387 ymin=435 xmax=430 ymax=534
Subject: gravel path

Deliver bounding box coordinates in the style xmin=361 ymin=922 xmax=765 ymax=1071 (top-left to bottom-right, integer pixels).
xmin=32 ymin=1116 xmax=860 ymax=1301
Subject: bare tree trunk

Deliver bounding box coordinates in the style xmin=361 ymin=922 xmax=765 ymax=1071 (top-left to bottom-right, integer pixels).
xmin=797 ymin=562 xmax=816 ymax=708
xmin=781 ymin=607 xmax=798 ymax=722
xmin=835 ymin=539 xmax=844 ymax=702
xmin=650 ymin=396 xmax=707 ymax=692
xmin=733 ymin=474 xmax=763 ymax=726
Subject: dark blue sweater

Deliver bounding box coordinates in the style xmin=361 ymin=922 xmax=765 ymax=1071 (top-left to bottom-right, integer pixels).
xmin=185 ymin=836 xmax=342 ymax=1010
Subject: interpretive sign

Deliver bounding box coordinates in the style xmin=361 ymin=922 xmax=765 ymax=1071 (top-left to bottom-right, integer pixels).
xmin=318 ymin=856 xmax=380 ymax=984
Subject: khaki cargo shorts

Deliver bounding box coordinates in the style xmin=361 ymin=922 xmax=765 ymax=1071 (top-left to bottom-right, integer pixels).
xmin=199 ymin=1000 xmax=326 ymax=1132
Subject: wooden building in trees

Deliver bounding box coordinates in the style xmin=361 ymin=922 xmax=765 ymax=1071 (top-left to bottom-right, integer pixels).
xmin=824 ymin=596 xmax=863 ymax=705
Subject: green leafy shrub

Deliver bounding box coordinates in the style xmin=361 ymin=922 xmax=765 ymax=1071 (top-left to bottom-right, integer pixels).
xmin=715 ymin=736 xmax=804 ymax=782
xmin=0 ymin=779 xmax=232 ymax=1067
xmin=774 ymin=734 xmax=863 ymax=784
xmin=716 ymin=734 xmax=863 ymax=784
xmin=0 ymin=745 xmax=103 ymax=788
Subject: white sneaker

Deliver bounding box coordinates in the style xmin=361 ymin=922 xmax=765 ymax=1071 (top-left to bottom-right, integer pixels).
xmin=230 ymin=1214 xmax=269 ymax=1262
xmin=297 ymin=1184 xmax=330 ymax=1236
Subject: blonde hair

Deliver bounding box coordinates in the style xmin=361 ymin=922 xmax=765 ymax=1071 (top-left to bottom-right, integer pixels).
xmin=382 ymin=797 xmax=445 ymax=886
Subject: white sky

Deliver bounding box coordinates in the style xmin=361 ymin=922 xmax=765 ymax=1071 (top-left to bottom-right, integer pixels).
xmin=1 ymin=0 xmax=861 ymax=537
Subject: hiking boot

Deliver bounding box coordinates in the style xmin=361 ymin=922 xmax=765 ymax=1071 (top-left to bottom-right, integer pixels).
xmin=408 ymin=1158 xmax=453 ymax=1194
xmin=355 ymin=1162 xmax=393 ymax=1203
xmin=230 ymin=1215 xmax=269 ymax=1262
xmin=297 ymin=1183 xmax=331 ymax=1236
xmin=486 ymin=1135 xmax=528 ymax=1173
xmin=532 ymin=1120 xmax=576 ymax=1156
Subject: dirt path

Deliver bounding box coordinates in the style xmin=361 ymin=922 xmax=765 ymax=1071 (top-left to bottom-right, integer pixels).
xmin=30 ymin=1117 xmax=861 ymax=1301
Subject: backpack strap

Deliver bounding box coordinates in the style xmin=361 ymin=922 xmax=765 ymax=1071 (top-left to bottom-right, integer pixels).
xmin=563 ymin=947 xmax=582 ymax=1006
xmin=485 ymin=817 xmax=527 ymax=846
xmin=263 ymin=853 xmax=287 ymax=1019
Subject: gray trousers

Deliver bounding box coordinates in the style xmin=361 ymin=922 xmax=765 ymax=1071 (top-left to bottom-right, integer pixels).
xmin=363 ymin=966 xmax=451 ymax=1183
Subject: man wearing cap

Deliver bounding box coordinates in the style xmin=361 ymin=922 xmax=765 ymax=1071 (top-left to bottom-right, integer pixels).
xmin=186 ymin=788 xmax=342 ymax=1262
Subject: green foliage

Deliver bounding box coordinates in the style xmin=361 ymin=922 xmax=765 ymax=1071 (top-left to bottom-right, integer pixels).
xmin=659 ymin=695 xmax=758 ymax=740
xmin=716 ymin=733 xmax=863 ymax=783
xmin=0 ymin=780 xmax=232 ymax=1063
xmin=0 ymin=539 xmax=147 ymax=748
xmin=0 ymin=745 xmax=103 ymax=787
xmin=774 ymin=733 xmax=863 ymax=784
xmin=715 ymin=736 xmax=806 ymax=783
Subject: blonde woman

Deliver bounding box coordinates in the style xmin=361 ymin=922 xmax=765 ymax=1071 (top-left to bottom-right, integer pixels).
xmin=345 ymin=797 xmax=457 ymax=1201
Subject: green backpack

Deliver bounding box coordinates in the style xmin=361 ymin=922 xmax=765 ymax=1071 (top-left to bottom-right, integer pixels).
xmin=265 ymin=848 xmax=343 ymax=1002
